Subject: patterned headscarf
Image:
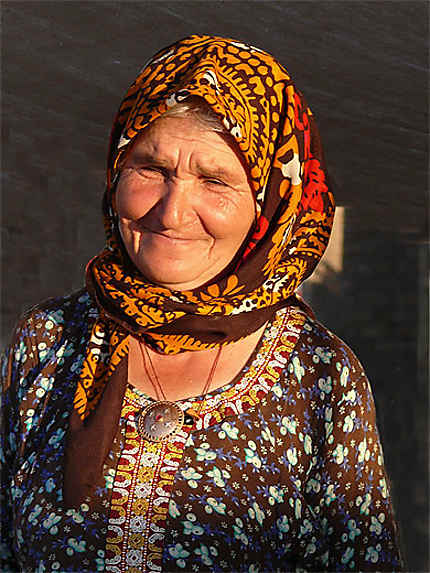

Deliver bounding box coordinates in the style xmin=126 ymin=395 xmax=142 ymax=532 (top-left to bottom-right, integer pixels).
xmin=75 ymin=35 xmax=335 ymax=420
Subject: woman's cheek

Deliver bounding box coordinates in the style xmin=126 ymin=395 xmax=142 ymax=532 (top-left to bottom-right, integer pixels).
xmin=116 ymin=179 xmax=156 ymax=220
xmin=197 ymin=192 xmax=249 ymax=237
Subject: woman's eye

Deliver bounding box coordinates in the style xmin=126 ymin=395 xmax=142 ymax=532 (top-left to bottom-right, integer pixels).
xmin=204 ymin=178 xmax=226 ymax=187
xmin=138 ymin=166 xmax=165 ymax=177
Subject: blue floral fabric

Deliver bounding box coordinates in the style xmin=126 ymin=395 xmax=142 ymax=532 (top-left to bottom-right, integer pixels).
xmin=1 ymin=289 xmax=403 ymax=571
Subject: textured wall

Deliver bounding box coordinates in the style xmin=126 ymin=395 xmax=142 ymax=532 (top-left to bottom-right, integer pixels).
xmin=2 ymin=1 xmax=428 ymax=570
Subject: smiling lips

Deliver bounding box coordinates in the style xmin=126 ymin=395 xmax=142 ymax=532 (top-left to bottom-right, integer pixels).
xmin=141 ymin=226 xmax=206 ymax=245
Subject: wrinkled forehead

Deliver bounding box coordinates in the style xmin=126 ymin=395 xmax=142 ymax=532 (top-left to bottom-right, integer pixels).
xmin=119 ymin=113 xmax=254 ymax=189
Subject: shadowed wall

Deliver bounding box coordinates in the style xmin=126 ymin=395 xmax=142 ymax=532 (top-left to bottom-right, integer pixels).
xmin=2 ymin=1 xmax=428 ymax=570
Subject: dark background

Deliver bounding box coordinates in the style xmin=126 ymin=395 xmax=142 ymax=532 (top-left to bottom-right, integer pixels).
xmin=2 ymin=1 xmax=428 ymax=570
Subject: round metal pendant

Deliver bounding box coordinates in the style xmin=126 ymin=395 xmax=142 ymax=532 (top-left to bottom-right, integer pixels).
xmin=137 ymin=401 xmax=184 ymax=442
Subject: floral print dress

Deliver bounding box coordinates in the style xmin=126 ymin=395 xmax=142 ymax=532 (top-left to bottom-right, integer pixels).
xmin=1 ymin=290 xmax=402 ymax=572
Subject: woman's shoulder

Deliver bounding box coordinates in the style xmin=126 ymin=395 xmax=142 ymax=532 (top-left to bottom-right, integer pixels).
xmin=2 ymin=289 xmax=98 ymax=389
xmin=277 ymin=305 xmax=380 ymax=444
xmin=280 ymin=304 xmax=370 ymax=396
xmin=299 ymin=309 xmax=362 ymax=362
xmin=18 ymin=288 xmax=97 ymax=327
xmin=7 ymin=288 xmax=97 ymax=344
xmin=279 ymin=303 xmax=363 ymax=363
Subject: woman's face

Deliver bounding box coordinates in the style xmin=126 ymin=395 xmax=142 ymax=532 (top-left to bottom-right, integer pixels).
xmin=116 ymin=116 xmax=255 ymax=291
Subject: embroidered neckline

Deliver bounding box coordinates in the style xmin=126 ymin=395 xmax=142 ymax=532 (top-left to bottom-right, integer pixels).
xmin=124 ymin=305 xmax=306 ymax=431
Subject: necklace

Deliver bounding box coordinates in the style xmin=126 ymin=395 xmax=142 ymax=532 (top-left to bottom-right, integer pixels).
xmin=136 ymin=341 xmax=222 ymax=442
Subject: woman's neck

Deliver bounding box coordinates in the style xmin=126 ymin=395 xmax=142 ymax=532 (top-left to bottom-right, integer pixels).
xmin=128 ymin=322 xmax=267 ymax=401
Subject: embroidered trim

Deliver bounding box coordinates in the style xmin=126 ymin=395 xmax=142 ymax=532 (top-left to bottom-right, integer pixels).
xmin=105 ymin=394 xmax=190 ymax=572
xmin=191 ymin=306 xmax=305 ymax=429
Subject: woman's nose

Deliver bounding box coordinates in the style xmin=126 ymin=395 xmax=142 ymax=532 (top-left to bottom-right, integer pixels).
xmin=156 ymin=177 xmax=193 ymax=229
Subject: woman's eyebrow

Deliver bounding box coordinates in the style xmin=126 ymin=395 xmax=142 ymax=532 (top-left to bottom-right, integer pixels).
xmin=128 ymin=149 xmax=170 ymax=167
xmin=197 ymin=165 xmax=238 ymax=181
xmin=127 ymin=149 xmax=243 ymax=183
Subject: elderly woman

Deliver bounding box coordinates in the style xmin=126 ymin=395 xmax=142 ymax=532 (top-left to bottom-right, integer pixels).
xmin=1 ymin=35 xmax=402 ymax=572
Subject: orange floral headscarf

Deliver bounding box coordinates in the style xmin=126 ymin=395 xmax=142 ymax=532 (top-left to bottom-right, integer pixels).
xmin=75 ymin=35 xmax=335 ymax=420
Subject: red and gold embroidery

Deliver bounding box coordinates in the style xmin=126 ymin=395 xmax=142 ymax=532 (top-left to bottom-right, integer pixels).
xmin=106 ymin=390 xmax=191 ymax=572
